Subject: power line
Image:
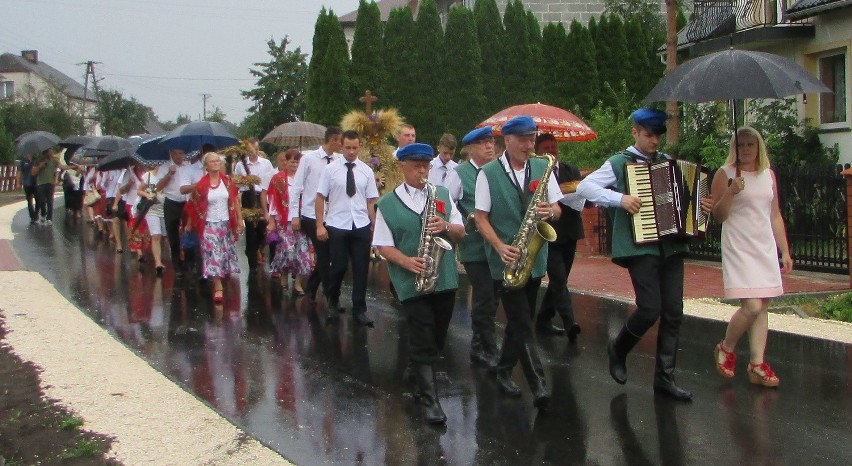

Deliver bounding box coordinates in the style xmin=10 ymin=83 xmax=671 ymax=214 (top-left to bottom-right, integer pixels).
xmin=102 ymin=72 xmax=254 ymax=82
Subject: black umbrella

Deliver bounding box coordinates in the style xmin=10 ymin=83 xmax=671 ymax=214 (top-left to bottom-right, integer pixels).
xmin=644 ymin=49 xmax=831 ymax=103
xmin=160 ymin=121 xmax=238 ymax=152
xmin=59 ymin=135 xmax=96 ymax=164
xmin=15 ymin=131 xmax=60 ymax=158
xmin=97 ymin=147 xmax=135 ymax=171
xmin=77 ymin=135 xmax=132 ymax=158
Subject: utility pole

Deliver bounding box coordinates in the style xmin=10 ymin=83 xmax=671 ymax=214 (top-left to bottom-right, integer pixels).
xmin=201 ymin=93 xmax=211 ymax=120
xmin=77 ymin=60 xmax=101 ymax=134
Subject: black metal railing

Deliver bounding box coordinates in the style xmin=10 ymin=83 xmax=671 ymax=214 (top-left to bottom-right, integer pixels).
xmin=597 ymin=169 xmax=849 ymax=274
xmin=686 ymin=0 xmax=812 ymax=43
xmin=687 ymin=0 xmax=736 ymax=43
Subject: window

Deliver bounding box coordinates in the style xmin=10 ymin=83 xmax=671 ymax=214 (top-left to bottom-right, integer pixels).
xmin=0 ymin=81 xmax=13 ymax=99
xmin=819 ymin=53 xmax=847 ymax=124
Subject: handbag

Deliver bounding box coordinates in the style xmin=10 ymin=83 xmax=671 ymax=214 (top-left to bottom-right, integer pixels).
xmin=266 ymin=229 xmax=283 ymax=245
xmin=83 ymin=189 xmax=101 ymax=207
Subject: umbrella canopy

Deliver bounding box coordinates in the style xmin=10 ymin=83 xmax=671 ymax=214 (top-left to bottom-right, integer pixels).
xmin=160 ymin=121 xmax=238 ymax=152
xmin=644 ymin=49 xmax=831 ymax=103
xmin=262 ymin=121 xmax=326 ymax=147
xmin=76 ymin=135 xmax=133 ymax=158
xmin=478 ymin=103 xmax=597 ymax=142
xmin=59 ymin=135 xmax=97 ymax=163
xmin=97 ymin=147 xmax=136 ymax=172
xmin=15 ymin=131 xmax=60 ymax=158
xmin=132 ymin=135 xmax=170 ymax=166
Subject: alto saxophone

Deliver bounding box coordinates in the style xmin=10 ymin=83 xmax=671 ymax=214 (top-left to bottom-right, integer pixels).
xmin=502 ymin=152 xmax=558 ymax=289
xmin=415 ymin=179 xmax=454 ymax=293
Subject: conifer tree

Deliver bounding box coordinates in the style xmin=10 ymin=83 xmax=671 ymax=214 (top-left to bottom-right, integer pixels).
xmin=525 ymin=10 xmax=543 ymax=99
xmin=502 ymin=0 xmax=533 ymax=104
xmin=349 ymin=0 xmax=385 ymax=106
xmin=383 ymin=7 xmax=417 ymax=112
xmin=567 ymin=20 xmax=599 ymax=114
xmin=306 ymin=8 xmax=331 ymax=123
xmin=473 ymin=0 xmax=506 ymax=113
xmin=311 ymin=12 xmax=351 ymax=127
xmin=442 ymin=6 xmax=485 ymax=139
xmin=409 ymin=0 xmax=444 ymax=147
xmin=624 ymin=16 xmax=651 ymax=98
xmin=541 ymin=22 xmax=570 ymax=110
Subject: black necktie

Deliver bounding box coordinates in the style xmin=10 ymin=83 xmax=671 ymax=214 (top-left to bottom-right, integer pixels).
xmin=325 ymin=156 xmax=332 ymax=164
xmin=345 ymin=162 xmax=355 ymax=197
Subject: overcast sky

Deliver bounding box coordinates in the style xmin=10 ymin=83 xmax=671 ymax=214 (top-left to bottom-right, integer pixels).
xmin=2 ymin=0 xmax=360 ymax=124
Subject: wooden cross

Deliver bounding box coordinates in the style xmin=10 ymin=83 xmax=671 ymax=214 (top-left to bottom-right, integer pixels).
xmin=359 ymin=90 xmax=378 ymax=114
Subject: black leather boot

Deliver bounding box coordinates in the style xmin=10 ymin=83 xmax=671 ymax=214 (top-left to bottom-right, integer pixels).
xmin=470 ymin=333 xmax=497 ymax=369
xmin=653 ymin=323 xmax=693 ymax=401
xmin=608 ymin=325 xmax=642 ymax=385
xmin=416 ymin=365 xmax=447 ymax=425
xmin=494 ymin=340 xmax=521 ymax=397
xmin=519 ymin=343 xmax=550 ymax=409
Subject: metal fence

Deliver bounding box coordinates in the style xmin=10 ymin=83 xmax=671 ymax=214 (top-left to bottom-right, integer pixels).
xmin=596 ymin=169 xmax=849 ymax=274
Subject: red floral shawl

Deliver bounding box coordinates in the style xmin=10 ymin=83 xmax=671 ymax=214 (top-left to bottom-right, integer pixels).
xmin=266 ymin=169 xmax=290 ymax=220
xmin=186 ymin=173 xmax=240 ymax=240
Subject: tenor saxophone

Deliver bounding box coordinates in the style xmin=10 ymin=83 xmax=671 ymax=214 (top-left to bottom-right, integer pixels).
xmin=502 ymin=153 xmax=558 ymax=289
xmin=415 ymin=179 xmax=454 ymax=293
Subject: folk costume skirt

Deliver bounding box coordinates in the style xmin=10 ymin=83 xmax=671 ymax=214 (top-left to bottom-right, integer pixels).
xmin=201 ymin=220 xmax=240 ymax=278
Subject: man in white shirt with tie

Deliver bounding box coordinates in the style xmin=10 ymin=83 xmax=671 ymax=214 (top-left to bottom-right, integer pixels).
xmin=427 ymin=133 xmax=458 ymax=187
xmin=289 ymin=127 xmax=342 ymax=302
xmin=315 ymin=130 xmax=379 ymax=327
xmin=233 ymin=137 xmax=275 ymax=272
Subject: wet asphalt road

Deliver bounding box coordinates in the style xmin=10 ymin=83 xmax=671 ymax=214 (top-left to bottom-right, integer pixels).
xmin=11 ymin=204 xmax=852 ymax=465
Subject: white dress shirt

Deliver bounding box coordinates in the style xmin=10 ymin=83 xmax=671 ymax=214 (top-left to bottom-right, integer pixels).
xmin=428 ymin=158 xmax=458 ymax=187
xmin=101 ymin=169 xmax=125 ymax=198
xmin=180 ymin=160 xmax=205 ymax=189
xmin=316 ymin=157 xmax=379 ymax=230
xmin=156 ymin=161 xmax=197 ymax=202
xmin=474 ymin=154 xmax=562 ymax=212
xmin=233 ymin=156 xmax=275 ymax=192
xmin=288 ymin=146 xmax=337 ymax=221
xmin=576 ymin=146 xmax=652 ymax=208
xmin=373 ymin=183 xmax=464 ymax=247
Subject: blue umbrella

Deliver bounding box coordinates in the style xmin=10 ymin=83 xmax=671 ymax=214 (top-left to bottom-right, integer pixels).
xmin=160 ymin=121 xmax=238 ymax=152
xmin=132 ymin=134 xmax=170 ymax=166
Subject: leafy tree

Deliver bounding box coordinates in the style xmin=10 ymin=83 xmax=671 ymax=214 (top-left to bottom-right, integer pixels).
xmin=525 ymin=9 xmax=543 ymax=99
xmin=566 ymin=20 xmax=600 ymax=115
xmin=306 ymin=13 xmax=351 ymax=127
xmin=206 ymin=106 xmax=227 ymax=123
xmin=541 ymin=22 xmax=573 ymax=111
xmin=0 ymin=121 xmax=15 ymax=164
xmin=596 ymin=14 xmax=631 ymax=108
xmin=409 ymin=0 xmax=445 ymax=146
xmin=349 ymin=0 xmax=385 ymax=105
xmin=473 ymin=0 xmax=506 ymax=113
xmin=242 ymin=37 xmax=308 ymax=138
xmin=96 ymin=89 xmax=156 ymax=137
xmin=623 ymin=17 xmax=652 ymax=98
xmin=502 ymin=0 xmax=533 ymax=105
xmin=306 ymin=8 xmax=332 ymax=122
xmin=442 ymin=6 xmax=485 ymax=139
xmin=382 ymin=7 xmax=417 ymax=112
xmin=161 ymin=114 xmax=192 ymax=131
xmin=0 ymin=84 xmax=84 ymax=140
xmin=604 ymin=0 xmax=664 ymax=38
xmin=561 ymin=83 xmax=636 ymax=169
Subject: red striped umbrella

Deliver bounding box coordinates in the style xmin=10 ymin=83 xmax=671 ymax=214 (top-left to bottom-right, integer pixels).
xmin=478 ymin=103 xmax=596 ymax=142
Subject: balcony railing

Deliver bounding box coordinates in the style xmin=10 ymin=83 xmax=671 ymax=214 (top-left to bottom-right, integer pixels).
xmin=687 ymin=0 xmax=812 ymax=44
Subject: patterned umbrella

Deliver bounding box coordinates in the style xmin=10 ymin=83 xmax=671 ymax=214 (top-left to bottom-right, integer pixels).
xmin=478 ymin=103 xmax=597 ymax=142
xmin=262 ymin=121 xmax=326 ymax=148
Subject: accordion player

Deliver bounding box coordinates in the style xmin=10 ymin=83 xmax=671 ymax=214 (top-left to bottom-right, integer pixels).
xmin=625 ymin=160 xmax=710 ymax=244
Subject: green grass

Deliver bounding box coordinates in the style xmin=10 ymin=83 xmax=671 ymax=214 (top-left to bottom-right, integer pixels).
xmin=7 ymin=410 xmax=23 ymax=422
xmin=59 ymin=438 xmax=103 ymax=460
xmin=770 ymin=292 xmax=852 ymax=322
xmin=58 ymin=413 xmax=84 ymax=431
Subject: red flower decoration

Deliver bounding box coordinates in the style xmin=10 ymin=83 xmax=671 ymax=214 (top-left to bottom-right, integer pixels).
xmin=435 ymin=199 xmax=446 ymax=215
xmin=529 ymin=180 xmax=540 ymax=193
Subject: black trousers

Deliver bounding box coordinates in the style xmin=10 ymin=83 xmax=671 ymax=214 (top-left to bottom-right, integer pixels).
xmin=326 ymin=224 xmax=372 ymax=315
xmin=163 ymin=199 xmax=185 ymax=268
xmin=624 ymin=254 xmax=684 ymax=337
xmin=402 ymin=291 xmax=456 ymax=365
xmin=300 ymin=216 xmax=331 ymax=298
xmin=35 ymin=183 xmax=54 ymax=221
xmin=241 ymin=191 xmax=271 ymax=269
xmin=24 ymin=184 xmax=37 ymax=221
xmin=497 ymin=277 xmax=542 ymax=366
xmin=462 ymin=261 xmax=498 ymax=352
xmin=538 ymin=240 xmax=578 ymax=325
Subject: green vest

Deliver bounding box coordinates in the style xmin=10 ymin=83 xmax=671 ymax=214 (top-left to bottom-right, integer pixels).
xmin=480 ymin=156 xmax=548 ymax=281
xmin=376 ymin=186 xmax=459 ymax=302
xmin=608 ymin=151 xmax=689 ymax=264
xmin=455 ymin=161 xmax=487 ymax=263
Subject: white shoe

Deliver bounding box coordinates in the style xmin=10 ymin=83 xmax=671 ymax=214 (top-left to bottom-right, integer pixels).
xmin=45 ymin=220 xmax=52 ymax=225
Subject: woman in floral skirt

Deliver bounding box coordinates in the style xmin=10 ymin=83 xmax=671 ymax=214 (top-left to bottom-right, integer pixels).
xmin=263 ymin=149 xmax=313 ymax=294
xmin=186 ymin=152 xmax=243 ymax=303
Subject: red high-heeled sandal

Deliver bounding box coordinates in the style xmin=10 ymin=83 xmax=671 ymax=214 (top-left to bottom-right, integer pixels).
xmin=213 ymin=289 xmax=224 ymax=304
xmin=714 ymin=342 xmax=736 ymax=378
xmin=748 ymin=362 xmax=780 ymax=387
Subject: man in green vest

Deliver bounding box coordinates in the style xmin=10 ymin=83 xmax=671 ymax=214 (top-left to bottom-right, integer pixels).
xmin=444 ymin=126 xmax=499 ymax=368
xmin=474 ymin=116 xmax=564 ymax=409
xmin=576 ymin=108 xmax=698 ymax=401
xmin=373 ymin=142 xmax=466 ymax=425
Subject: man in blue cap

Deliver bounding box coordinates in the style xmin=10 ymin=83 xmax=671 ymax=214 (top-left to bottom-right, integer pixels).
xmin=373 ymin=142 xmax=466 ymax=425
xmin=576 ymin=107 xmax=696 ymax=401
xmin=444 ymin=126 xmax=499 ymax=368
xmin=474 ymin=115 xmax=563 ymax=409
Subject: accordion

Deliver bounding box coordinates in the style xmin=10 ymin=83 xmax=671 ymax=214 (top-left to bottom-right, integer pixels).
xmin=624 ymin=160 xmax=710 ymax=244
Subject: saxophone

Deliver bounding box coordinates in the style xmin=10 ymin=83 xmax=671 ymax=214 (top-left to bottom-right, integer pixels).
xmin=415 ymin=179 xmax=454 ymax=293
xmin=502 ymin=153 xmax=558 ymax=289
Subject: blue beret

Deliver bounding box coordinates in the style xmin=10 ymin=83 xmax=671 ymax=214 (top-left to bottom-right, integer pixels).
xmin=501 ymin=116 xmax=538 ymax=136
xmin=462 ymin=126 xmax=493 ymax=145
xmin=631 ymin=108 xmax=667 ymax=135
xmin=396 ymin=143 xmax=435 ymax=161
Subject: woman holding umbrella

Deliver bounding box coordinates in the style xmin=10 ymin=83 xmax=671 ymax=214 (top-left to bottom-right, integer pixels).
xmin=711 ymin=127 xmax=792 ymax=388
xmin=137 ymin=165 xmax=167 ymax=276
xmin=185 ymin=152 xmax=243 ymax=303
